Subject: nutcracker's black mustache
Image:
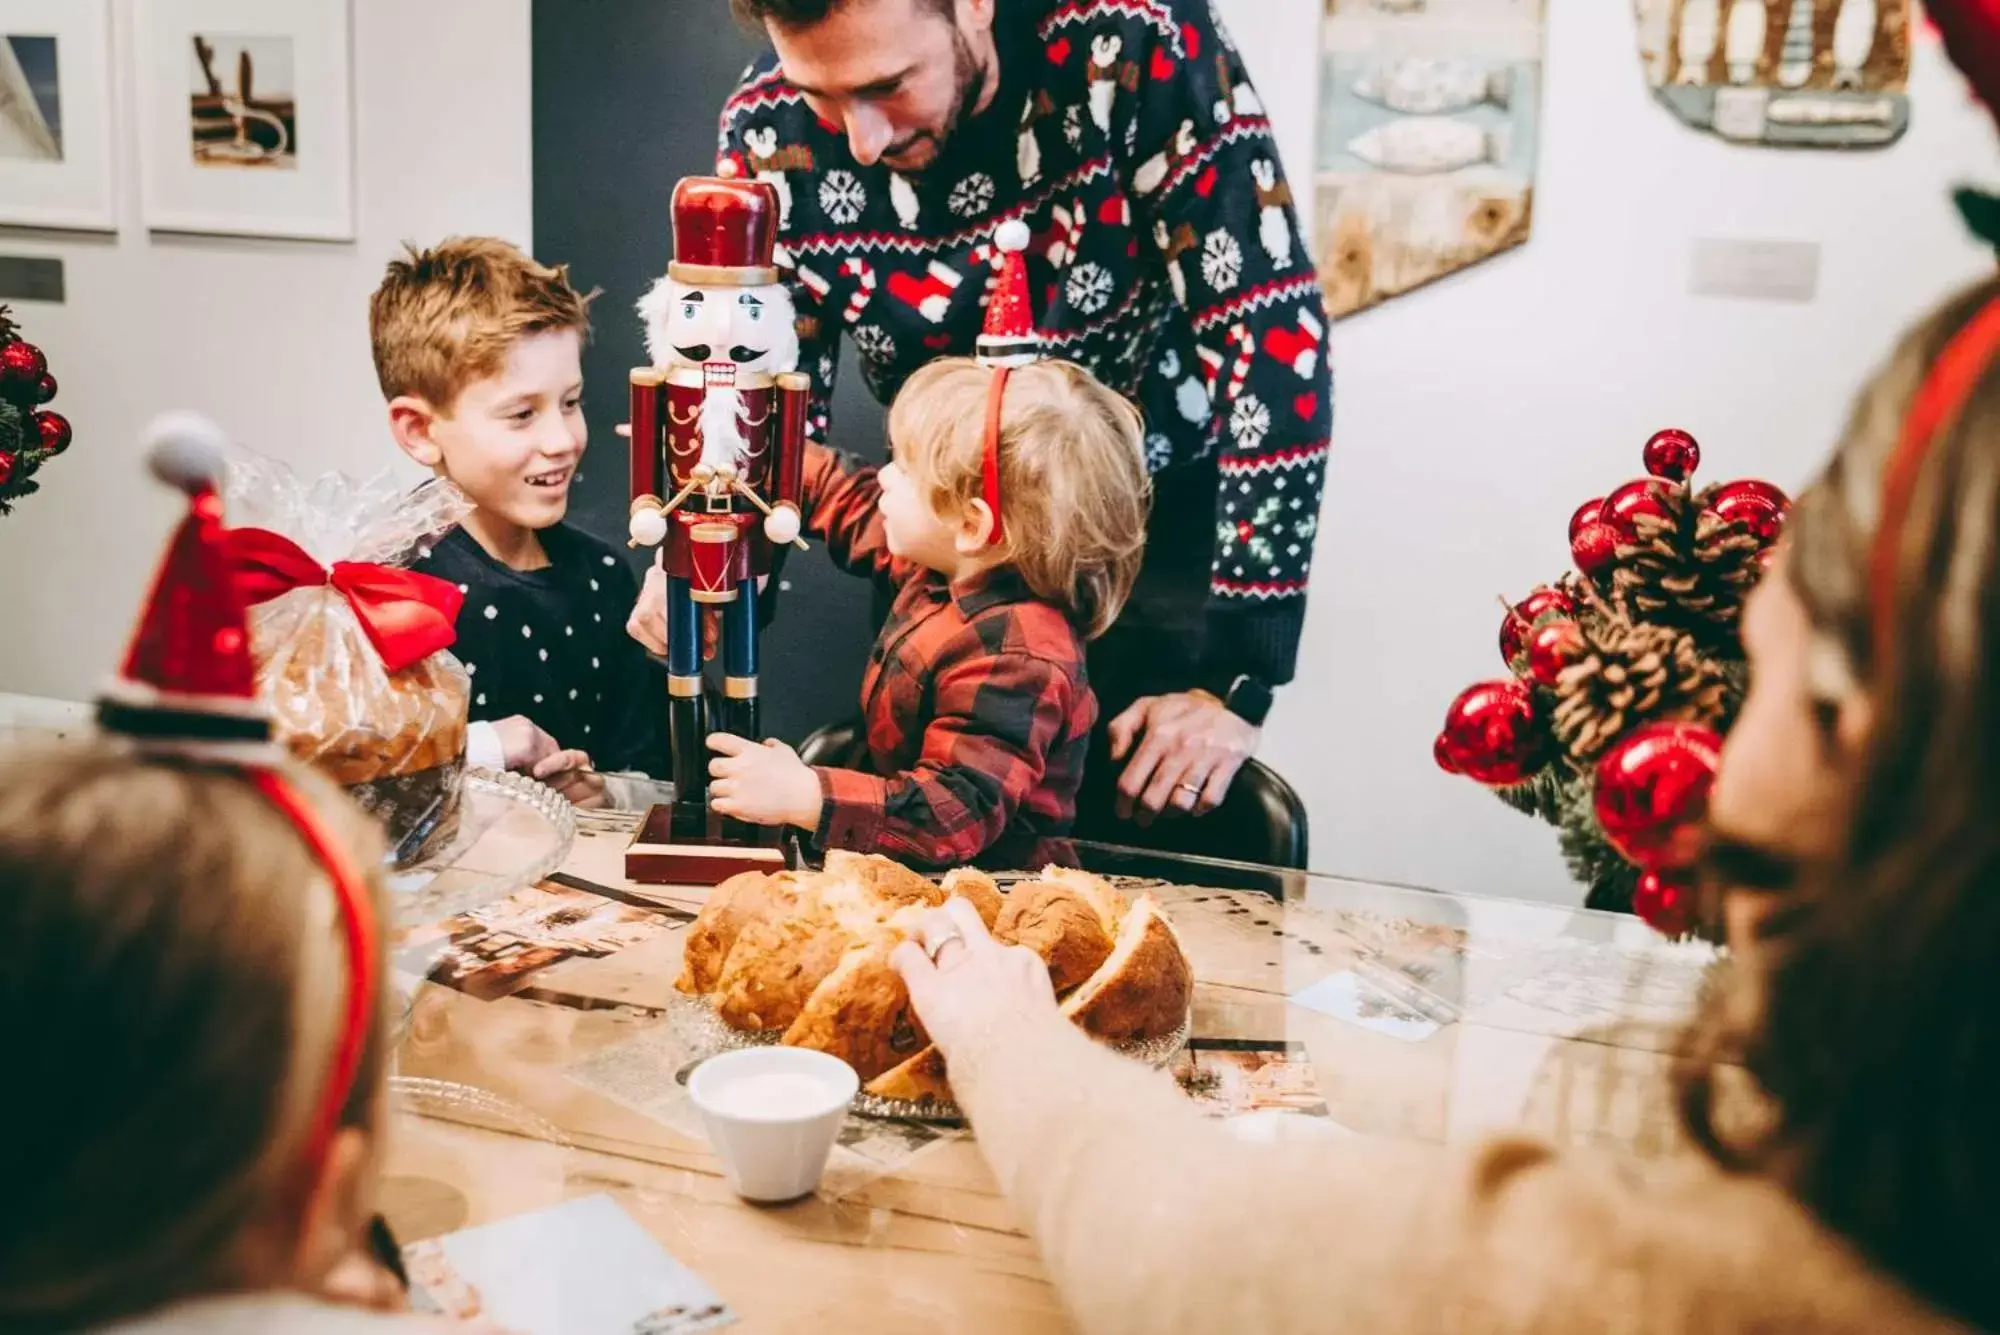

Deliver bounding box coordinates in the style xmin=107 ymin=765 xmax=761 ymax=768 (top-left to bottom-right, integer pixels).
xmin=674 ymin=344 xmax=768 ymax=364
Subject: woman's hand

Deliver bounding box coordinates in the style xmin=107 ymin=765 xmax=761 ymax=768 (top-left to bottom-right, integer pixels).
xmin=891 ymin=897 xmax=1058 ymax=1058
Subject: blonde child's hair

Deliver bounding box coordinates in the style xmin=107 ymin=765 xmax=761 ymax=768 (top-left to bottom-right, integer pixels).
xmin=369 ymin=235 xmax=596 ymax=411
xmin=888 ymin=357 xmax=1151 ymax=638
xmin=0 ymin=742 xmax=390 ymax=1333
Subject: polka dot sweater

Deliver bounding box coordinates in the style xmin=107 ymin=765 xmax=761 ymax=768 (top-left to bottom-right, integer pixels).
xmin=414 ymin=524 xmax=669 ymax=775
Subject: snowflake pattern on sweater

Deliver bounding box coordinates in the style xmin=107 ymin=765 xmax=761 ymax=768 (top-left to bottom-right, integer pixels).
xmin=717 ymin=0 xmax=1333 ymax=685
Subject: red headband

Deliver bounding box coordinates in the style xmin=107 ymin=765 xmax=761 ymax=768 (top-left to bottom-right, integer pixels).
xmin=1869 ymin=293 xmax=2000 ymax=661
xmin=982 ymin=366 xmax=1010 ymax=545
xmin=250 ymin=769 xmax=381 ymax=1177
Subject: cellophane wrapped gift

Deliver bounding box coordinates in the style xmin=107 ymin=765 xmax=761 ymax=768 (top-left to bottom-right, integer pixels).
xmin=224 ymin=456 xmax=475 ymax=868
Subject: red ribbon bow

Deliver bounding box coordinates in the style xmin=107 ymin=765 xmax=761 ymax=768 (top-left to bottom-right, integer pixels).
xmin=223 ymin=526 xmax=465 ymax=674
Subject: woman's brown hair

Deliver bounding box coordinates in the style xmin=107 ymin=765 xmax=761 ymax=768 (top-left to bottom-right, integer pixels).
xmin=888 ymin=357 xmax=1152 ymax=639
xmin=0 ymin=741 xmax=389 ymax=1333
xmin=1677 ymin=275 xmax=2000 ymax=1329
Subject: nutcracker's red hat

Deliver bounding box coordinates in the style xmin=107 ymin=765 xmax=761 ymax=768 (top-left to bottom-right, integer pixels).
xmin=95 ymin=413 xmax=379 ymax=1224
xmin=975 ymin=220 xmax=1042 ymax=544
xmin=668 ymin=176 xmax=782 ymax=287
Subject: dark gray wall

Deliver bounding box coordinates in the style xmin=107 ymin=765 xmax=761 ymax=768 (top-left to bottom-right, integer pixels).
xmin=532 ymin=1 xmax=888 ymax=745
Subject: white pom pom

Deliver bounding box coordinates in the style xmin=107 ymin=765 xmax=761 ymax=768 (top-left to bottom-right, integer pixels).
xmin=763 ymin=503 xmax=801 ymax=546
xmin=995 ymin=219 xmax=1031 ymax=254
xmin=143 ymin=412 xmax=228 ymax=494
xmin=629 ymin=506 xmax=669 ymax=547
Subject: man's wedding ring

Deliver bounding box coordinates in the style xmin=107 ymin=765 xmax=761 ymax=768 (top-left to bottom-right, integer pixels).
xmin=1178 ymin=782 xmax=1202 ymax=797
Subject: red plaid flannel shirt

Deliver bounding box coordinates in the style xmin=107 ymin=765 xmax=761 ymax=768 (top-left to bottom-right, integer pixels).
xmin=800 ymin=444 xmax=1094 ymax=870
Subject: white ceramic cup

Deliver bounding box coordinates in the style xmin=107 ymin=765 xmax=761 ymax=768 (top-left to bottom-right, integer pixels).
xmin=687 ymin=1047 xmax=859 ymax=1203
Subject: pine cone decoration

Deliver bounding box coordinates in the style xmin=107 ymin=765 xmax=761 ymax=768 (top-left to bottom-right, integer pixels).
xmin=1607 ymin=484 xmax=1764 ymax=656
xmin=1550 ymin=615 xmax=1736 ymax=766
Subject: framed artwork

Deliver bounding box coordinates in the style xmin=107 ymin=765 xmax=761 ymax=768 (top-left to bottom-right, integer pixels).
xmin=1313 ymin=0 xmax=1547 ymax=319
xmin=0 ymin=0 xmax=116 ymax=231
xmin=1633 ymin=0 xmax=1912 ymax=148
xmin=135 ymin=0 xmax=355 ymax=240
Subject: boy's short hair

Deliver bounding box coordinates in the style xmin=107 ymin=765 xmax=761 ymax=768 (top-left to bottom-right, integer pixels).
xmin=369 ymin=237 xmax=594 ymax=412
xmin=888 ymin=358 xmax=1151 ymax=639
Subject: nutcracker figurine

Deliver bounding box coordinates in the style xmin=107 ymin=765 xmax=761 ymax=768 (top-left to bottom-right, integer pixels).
xmin=626 ymin=176 xmax=809 ymax=882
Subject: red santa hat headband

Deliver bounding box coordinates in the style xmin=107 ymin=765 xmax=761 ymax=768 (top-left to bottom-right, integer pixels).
xmin=975 ymin=220 xmax=1040 ymax=546
xmin=1870 ymin=292 xmax=2000 ymax=670
xmin=96 ymin=415 xmax=380 ymax=1198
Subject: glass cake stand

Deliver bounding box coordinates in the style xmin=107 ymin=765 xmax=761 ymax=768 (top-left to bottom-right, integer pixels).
xmin=387 ymin=767 xmax=577 ymax=930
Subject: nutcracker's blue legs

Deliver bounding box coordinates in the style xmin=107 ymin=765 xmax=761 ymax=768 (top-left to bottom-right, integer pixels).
xmin=665 ymin=576 xmax=707 ymax=832
xmin=722 ymin=578 xmax=760 ymax=743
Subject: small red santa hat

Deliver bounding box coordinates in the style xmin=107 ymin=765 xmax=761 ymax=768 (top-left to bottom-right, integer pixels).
xmin=96 ymin=412 xmax=277 ymax=761
xmin=977 ymin=220 xmax=1041 ymax=369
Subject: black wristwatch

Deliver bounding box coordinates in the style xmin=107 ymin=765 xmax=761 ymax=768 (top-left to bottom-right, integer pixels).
xmin=1222 ymin=674 xmax=1274 ymax=728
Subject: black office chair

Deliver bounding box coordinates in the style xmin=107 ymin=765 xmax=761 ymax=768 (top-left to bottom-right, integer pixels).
xmin=796 ymin=716 xmax=1310 ymax=896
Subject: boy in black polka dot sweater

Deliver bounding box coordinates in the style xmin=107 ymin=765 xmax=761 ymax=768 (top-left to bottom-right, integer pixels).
xmin=374 ymin=237 xmax=670 ymax=807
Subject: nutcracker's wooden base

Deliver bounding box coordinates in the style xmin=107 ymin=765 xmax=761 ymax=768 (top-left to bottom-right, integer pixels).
xmin=625 ymin=803 xmax=788 ymax=885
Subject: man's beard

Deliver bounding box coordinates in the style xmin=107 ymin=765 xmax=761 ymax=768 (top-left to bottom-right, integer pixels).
xmin=885 ymin=30 xmax=987 ymax=172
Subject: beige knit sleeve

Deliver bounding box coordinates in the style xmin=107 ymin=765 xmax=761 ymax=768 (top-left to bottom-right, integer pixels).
xmin=946 ymin=1012 xmax=1720 ymax=1335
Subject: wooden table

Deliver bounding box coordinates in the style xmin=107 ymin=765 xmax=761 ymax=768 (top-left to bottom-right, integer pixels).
xmin=386 ymin=822 xmax=1715 ymax=1332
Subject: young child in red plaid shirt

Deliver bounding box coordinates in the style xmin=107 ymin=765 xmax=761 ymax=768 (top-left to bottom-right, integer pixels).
xmin=706 ymin=354 xmax=1150 ymax=869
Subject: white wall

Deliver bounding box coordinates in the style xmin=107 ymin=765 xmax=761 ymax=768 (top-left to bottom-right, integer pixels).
xmin=0 ymin=0 xmax=530 ymax=701
xmin=3 ymin=0 xmax=1992 ymax=907
xmin=1221 ymin=0 xmax=1997 ymax=902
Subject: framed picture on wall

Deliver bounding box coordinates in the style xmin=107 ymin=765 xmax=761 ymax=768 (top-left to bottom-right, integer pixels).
xmin=135 ymin=0 xmax=355 ymax=241
xmin=0 ymin=0 xmax=116 ymax=231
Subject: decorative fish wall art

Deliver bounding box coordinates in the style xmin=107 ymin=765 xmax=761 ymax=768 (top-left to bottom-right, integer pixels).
xmin=1632 ymin=0 xmax=1911 ymax=146
xmin=1315 ymin=1 xmax=1546 ymax=318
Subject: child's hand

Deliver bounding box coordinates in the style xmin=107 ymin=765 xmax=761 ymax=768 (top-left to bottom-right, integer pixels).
xmin=708 ymin=734 xmax=820 ymax=830
xmin=491 ymin=715 xmax=560 ymax=772
xmin=533 ymin=748 xmax=607 ymax=809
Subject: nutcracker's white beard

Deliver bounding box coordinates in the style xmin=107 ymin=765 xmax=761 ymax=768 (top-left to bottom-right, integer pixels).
xmin=699 ymin=384 xmax=749 ymax=479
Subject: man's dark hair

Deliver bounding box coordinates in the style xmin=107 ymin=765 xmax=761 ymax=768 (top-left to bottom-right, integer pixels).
xmin=730 ymin=0 xmax=952 ymax=29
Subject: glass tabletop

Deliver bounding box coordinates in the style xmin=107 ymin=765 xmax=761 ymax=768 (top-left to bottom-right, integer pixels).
xmin=384 ymin=816 xmax=1717 ymax=1330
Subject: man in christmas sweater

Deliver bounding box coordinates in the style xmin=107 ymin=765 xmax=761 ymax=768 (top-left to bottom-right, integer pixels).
xmin=638 ymin=0 xmax=1331 ymax=828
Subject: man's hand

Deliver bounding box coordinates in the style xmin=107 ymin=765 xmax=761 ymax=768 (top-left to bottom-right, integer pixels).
xmin=1108 ymin=690 xmax=1261 ymax=825
xmin=533 ymin=748 xmax=606 ymax=809
xmin=708 ymin=733 xmax=821 ymax=830
xmin=490 ymin=715 xmax=560 ymax=772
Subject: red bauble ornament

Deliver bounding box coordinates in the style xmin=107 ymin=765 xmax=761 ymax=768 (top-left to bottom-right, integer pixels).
xmin=1527 ymin=619 xmax=1584 ymax=687
xmin=1572 ymin=522 xmax=1619 ymax=578
xmin=1633 ymin=871 xmax=1699 ymax=937
xmin=1569 ymin=497 xmax=1603 ymax=543
xmin=33 ymin=410 xmax=70 ymax=455
xmin=1433 ymin=733 xmax=1461 ymax=774
xmin=34 ymin=371 xmax=55 ymax=405
xmin=0 ymin=339 xmax=47 ymax=389
xmin=1592 ymin=721 xmax=1723 ymax=869
xmin=1704 ymin=479 xmax=1790 ymax=546
xmin=1642 ymin=428 xmax=1701 ymax=483
xmin=1498 ymin=586 xmax=1576 ymax=666
xmin=1601 ymin=478 xmax=1671 ymax=543
xmin=0 ymin=450 xmax=13 ymax=486
xmin=1438 ymin=679 xmax=1546 ymax=785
